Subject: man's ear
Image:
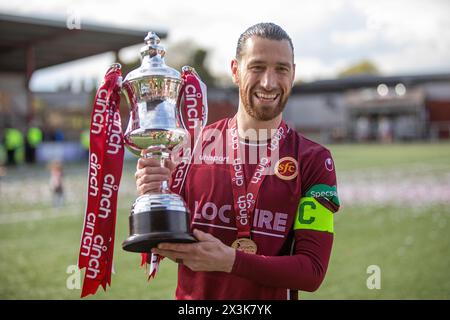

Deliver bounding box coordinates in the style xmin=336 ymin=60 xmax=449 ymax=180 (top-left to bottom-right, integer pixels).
xmin=231 ymin=59 xmax=239 ymax=85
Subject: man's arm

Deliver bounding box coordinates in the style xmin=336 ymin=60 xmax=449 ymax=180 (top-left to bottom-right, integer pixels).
xmin=231 ymin=229 xmax=333 ymax=292
xmin=152 ymin=228 xmax=332 ymax=292
xmin=154 ymin=193 xmax=336 ymax=292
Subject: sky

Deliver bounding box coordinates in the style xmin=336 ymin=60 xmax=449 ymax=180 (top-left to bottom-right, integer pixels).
xmin=1 ymin=0 xmax=450 ymax=91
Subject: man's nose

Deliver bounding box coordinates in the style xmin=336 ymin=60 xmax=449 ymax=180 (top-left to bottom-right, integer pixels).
xmin=260 ymin=70 xmax=277 ymax=91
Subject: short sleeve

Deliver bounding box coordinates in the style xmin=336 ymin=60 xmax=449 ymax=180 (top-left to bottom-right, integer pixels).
xmin=300 ymin=147 xmax=340 ymax=214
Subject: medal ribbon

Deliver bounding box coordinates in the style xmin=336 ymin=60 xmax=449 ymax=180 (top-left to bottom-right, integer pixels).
xmin=78 ymin=64 xmax=124 ymax=297
xmin=228 ymin=116 xmax=287 ymax=240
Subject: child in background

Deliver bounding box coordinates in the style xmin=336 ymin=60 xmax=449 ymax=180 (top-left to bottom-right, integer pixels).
xmin=48 ymin=160 xmax=64 ymax=207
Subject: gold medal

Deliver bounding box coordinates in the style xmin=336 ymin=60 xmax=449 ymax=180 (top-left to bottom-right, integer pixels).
xmin=231 ymin=238 xmax=258 ymax=254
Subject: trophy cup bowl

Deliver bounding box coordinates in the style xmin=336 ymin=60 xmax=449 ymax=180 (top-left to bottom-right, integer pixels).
xmin=121 ymin=32 xmax=196 ymax=252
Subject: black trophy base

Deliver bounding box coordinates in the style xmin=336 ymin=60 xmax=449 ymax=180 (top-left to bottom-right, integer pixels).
xmin=122 ymin=209 xmax=196 ymax=253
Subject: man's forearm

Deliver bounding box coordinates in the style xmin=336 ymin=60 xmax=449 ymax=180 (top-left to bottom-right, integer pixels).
xmin=230 ymin=230 xmax=333 ymax=292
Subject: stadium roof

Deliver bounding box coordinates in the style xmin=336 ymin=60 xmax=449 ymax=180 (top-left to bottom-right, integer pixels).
xmin=0 ymin=13 xmax=167 ymax=73
xmin=293 ymin=73 xmax=450 ymax=94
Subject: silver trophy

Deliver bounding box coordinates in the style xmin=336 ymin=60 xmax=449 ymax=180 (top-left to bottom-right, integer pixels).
xmin=121 ymin=32 xmax=196 ymax=252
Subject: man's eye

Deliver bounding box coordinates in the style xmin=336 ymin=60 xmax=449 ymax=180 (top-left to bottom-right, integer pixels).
xmin=250 ymin=66 xmax=263 ymax=71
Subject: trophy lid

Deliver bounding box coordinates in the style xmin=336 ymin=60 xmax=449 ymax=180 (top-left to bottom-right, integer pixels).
xmin=124 ymin=32 xmax=181 ymax=82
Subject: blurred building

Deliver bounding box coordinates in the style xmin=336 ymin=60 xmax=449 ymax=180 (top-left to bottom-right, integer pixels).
xmin=0 ymin=13 xmax=166 ymax=125
xmin=31 ymin=73 xmax=450 ymax=149
xmin=34 ymin=88 xmax=238 ymax=140
xmin=205 ymin=88 xmax=238 ymax=124
xmin=2 ymin=12 xmax=449 ymax=160
xmin=286 ymin=73 xmax=450 ymax=143
xmin=0 ymin=13 xmax=165 ymax=162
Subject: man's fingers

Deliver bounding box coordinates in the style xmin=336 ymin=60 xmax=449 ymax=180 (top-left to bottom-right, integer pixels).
xmin=157 ymin=242 xmax=195 ymax=253
xmin=134 ymin=156 xmax=178 ymax=195
xmin=135 ymin=166 xmax=170 ymax=180
xmin=193 ymin=229 xmax=218 ymax=242
xmin=137 ymin=174 xmax=169 ymax=184
xmin=137 ymin=157 xmax=162 ymax=169
xmin=137 ymin=157 xmax=177 ymax=171
xmin=136 ymin=174 xmax=169 ymax=194
xmin=152 ymin=248 xmax=189 ymax=261
xmin=137 ymin=182 xmax=163 ymax=195
xmin=164 ymin=158 xmax=177 ymax=171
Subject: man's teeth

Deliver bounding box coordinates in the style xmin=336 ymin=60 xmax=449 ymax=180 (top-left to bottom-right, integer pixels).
xmin=256 ymin=93 xmax=277 ymax=100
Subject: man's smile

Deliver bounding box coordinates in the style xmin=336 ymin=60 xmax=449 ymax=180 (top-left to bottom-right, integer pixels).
xmin=254 ymin=92 xmax=280 ymax=102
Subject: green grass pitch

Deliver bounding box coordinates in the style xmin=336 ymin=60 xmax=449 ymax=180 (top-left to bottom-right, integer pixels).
xmin=0 ymin=143 xmax=449 ymax=299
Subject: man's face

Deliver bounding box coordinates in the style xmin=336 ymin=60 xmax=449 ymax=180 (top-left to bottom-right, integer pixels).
xmin=231 ymin=36 xmax=295 ymax=121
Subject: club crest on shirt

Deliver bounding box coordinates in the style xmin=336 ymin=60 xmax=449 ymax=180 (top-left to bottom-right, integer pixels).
xmin=274 ymin=157 xmax=298 ymax=181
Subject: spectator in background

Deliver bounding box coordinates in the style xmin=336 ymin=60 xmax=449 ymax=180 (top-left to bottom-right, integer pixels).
xmin=355 ymin=117 xmax=369 ymax=142
xmin=4 ymin=128 xmax=24 ymax=166
xmin=378 ymin=117 xmax=393 ymax=143
xmin=54 ymin=129 xmax=65 ymax=142
xmin=25 ymin=126 xmax=43 ymax=164
xmin=48 ymin=160 xmax=64 ymax=207
xmin=0 ymin=165 xmax=6 ymax=195
xmin=80 ymin=129 xmax=90 ymax=160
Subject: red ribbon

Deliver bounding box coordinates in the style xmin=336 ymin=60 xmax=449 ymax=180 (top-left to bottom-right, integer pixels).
xmin=78 ymin=65 xmax=124 ymax=297
xmin=178 ymin=67 xmax=208 ymax=142
xmin=78 ymin=65 xmax=207 ymax=295
xmin=171 ymin=67 xmax=207 ymax=195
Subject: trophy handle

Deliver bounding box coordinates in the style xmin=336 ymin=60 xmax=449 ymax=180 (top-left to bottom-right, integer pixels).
xmin=108 ymin=62 xmax=122 ymax=73
xmin=108 ymin=63 xmax=123 ymax=88
xmin=181 ymin=65 xmax=200 ymax=77
xmin=177 ymin=65 xmax=201 ymax=129
xmin=177 ymin=65 xmax=208 ymax=143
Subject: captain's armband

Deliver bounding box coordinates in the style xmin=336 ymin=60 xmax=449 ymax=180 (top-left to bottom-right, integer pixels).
xmin=294 ymin=197 xmax=334 ymax=233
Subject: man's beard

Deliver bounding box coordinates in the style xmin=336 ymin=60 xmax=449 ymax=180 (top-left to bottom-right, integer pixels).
xmin=240 ymin=87 xmax=289 ymax=121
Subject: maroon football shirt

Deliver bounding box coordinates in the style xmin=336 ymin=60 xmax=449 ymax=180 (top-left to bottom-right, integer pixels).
xmin=171 ymin=118 xmax=340 ymax=300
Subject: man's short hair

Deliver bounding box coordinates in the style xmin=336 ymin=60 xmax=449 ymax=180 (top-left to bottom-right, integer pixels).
xmin=235 ymin=22 xmax=294 ymax=60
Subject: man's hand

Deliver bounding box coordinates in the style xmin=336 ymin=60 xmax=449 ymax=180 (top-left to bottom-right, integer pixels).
xmin=151 ymin=229 xmax=236 ymax=273
xmin=135 ymin=156 xmax=177 ymax=195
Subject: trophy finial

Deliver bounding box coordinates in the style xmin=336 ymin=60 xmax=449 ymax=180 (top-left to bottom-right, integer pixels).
xmin=125 ymin=30 xmax=179 ymax=82
xmin=144 ymin=32 xmax=160 ymax=45
xmin=141 ymin=31 xmax=165 ymax=59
